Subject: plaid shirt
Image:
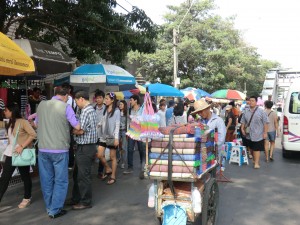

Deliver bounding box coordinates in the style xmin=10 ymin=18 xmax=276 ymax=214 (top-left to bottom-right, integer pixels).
xmin=75 ymin=104 xmax=97 ymax=144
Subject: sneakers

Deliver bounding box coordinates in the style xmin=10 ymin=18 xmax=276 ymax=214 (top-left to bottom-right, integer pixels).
xmin=123 ymin=168 xmax=133 ymax=174
xmin=49 ymin=209 xmax=67 ymax=219
xmin=120 ymin=163 xmax=125 ymax=169
xmin=18 ymin=198 xmax=31 ymax=209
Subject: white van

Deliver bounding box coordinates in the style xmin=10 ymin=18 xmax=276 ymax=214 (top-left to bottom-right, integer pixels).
xmin=282 ymin=81 xmax=300 ymax=157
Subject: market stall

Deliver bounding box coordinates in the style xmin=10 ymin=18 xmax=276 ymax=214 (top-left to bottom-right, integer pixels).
xmin=127 ymin=92 xmax=219 ymax=225
xmin=70 ymin=64 xmax=137 ymax=99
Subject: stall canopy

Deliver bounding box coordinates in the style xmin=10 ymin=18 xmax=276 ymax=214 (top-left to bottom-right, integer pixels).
xmin=0 ymin=32 xmax=35 ymax=76
xmin=70 ymin=64 xmax=136 ymax=85
xmin=13 ymin=39 xmax=74 ymax=76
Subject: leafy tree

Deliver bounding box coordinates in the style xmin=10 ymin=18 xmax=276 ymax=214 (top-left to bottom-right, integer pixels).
xmin=127 ymin=0 xmax=279 ymax=96
xmin=0 ymin=0 xmax=158 ymax=63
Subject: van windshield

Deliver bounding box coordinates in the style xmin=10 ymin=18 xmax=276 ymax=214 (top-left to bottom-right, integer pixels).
xmin=289 ymin=92 xmax=300 ymax=114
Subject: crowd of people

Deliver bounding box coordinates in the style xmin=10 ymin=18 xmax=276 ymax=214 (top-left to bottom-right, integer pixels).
xmin=0 ymin=85 xmax=280 ymax=219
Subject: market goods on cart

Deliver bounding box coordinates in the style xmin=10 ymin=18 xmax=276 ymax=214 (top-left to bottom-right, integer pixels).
xmin=146 ymin=124 xmax=219 ymax=225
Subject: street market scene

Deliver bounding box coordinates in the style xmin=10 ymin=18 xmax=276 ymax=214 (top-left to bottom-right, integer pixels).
xmin=1 ymin=1 xmax=300 ymax=225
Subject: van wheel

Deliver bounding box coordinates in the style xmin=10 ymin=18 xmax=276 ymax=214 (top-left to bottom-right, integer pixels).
xmin=282 ymin=148 xmax=290 ymax=158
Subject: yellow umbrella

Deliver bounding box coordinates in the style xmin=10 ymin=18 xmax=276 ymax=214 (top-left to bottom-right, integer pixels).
xmin=137 ymin=84 xmax=146 ymax=94
xmin=115 ymin=92 xmax=125 ymax=100
xmin=0 ymin=32 xmax=35 ymax=76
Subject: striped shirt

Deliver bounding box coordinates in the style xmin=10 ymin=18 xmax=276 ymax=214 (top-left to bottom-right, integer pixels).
xmin=0 ymin=99 xmax=4 ymax=110
xmin=75 ymin=104 xmax=98 ymax=144
xmin=241 ymin=106 xmax=269 ymax=141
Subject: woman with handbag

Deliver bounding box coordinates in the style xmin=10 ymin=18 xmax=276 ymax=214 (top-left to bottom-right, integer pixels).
xmin=0 ymin=103 xmax=36 ymax=208
xmin=97 ymin=93 xmax=120 ymax=185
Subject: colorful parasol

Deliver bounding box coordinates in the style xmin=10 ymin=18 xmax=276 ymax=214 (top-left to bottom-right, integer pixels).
xmin=114 ymin=85 xmax=147 ymax=100
xmin=211 ymin=89 xmax=246 ymax=100
xmin=70 ymin=64 xmax=135 ymax=85
xmin=181 ymin=87 xmax=211 ymax=101
xmin=0 ymin=32 xmax=35 ymax=76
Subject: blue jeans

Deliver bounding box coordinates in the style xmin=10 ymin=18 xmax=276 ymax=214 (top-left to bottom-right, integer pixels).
xmin=127 ymin=137 xmax=145 ymax=169
xmin=38 ymin=151 xmax=69 ymax=216
xmin=119 ymin=130 xmax=127 ymax=165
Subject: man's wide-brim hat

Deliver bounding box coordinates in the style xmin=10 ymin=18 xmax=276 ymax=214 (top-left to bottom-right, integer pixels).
xmin=191 ymin=99 xmax=211 ymax=114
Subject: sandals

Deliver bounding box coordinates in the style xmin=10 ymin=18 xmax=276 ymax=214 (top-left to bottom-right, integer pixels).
xmin=270 ymin=157 xmax=274 ymax=162
xmin=101 ymin=172 xmax=112 ymax=181
xmin=254 ymin=165 xmax=260 ymax=169
xmin=18 ymin=198 xmax=31 ymax=208
xmin=107 ymin=177 xmax=116 ymax=185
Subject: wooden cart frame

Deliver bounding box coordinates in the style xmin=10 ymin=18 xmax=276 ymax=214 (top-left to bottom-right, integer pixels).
xmin=146 ymin=127 xmax=219 ymax=225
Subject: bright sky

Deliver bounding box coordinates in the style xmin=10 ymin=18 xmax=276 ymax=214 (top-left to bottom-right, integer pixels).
xmin=116 ymin=0 xmax=300 ymax=69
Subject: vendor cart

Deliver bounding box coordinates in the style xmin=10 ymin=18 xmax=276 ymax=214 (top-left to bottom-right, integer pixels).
xmin=146 ymin=126 xmax=219 ymax=225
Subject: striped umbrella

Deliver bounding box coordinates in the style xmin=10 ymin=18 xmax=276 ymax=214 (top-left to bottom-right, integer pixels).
xmin=181 ymin=87 xmax=211 ymax=101
xmin=211 ymin=89 xmax=246 ymax=100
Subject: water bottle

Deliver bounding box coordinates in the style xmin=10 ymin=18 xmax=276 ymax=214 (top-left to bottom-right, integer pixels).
xmin=221 ymin=156 xmax=226 ymax=171
xmin=148 ymin=183 xmax=155 ymax=208
xmin=191 ymin=187 xmax=201 ymax=213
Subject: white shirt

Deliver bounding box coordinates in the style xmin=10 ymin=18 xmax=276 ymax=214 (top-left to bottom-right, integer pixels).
xmin=157 ymin=110 xmax=166 ymax=127
xmin=200 ymin=113 xmax=226 ymax=150
xmin=4 ymin=128 xmax=20 ymax=157
xmin=67 ymin=96 xmax=77 ymax=112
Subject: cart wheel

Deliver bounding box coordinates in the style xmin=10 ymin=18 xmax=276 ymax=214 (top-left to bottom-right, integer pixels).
xmin=201 ymin=178 xmax=219 ymax=225
xmin=210 ymin=166 xmax=217 ymax=178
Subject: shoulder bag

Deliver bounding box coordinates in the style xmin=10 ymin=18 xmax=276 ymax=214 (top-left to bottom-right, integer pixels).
xmin=104 ymin=112 xmax=115 ymax=147
xmin=245 ymin=107 xmax=258 ymax=135
xmin=12 ymin=124 xmax=37 ymax=167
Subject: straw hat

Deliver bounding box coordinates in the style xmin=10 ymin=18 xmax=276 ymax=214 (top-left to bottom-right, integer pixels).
xmin=191 ymin=99 xmax=211 ymax=114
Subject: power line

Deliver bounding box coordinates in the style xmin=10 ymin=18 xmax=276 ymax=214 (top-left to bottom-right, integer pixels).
xmin=178 ymin=0 xmax=195 ymax=32
xmin=115 ymin=1 xmax=131 ymax=13
xmin=124 ymin=0 xmax=134 ymax=7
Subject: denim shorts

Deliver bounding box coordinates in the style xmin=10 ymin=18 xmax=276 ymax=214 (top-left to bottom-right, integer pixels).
xmin=267 ymin=131 xmax=276 ymax=142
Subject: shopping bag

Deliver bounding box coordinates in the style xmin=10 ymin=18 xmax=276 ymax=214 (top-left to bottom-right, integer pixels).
xmin=126 ymin=104 xmax=144 ymax=141
xmin=140 ymin=92 xmax=163 ymax=140
xmin=12 ymin=148 xmax=36 ymax=166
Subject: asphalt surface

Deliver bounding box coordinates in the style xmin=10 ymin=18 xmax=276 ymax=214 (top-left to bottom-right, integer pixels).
xmin=1 ymin=138 xmax=300 ymax=225
xmin=218 ymin=138 xmax=300 ymax=225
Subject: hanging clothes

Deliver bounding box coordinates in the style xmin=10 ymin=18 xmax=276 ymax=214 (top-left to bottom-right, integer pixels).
xmin=0 ymin=88 xmax=8 ymax=105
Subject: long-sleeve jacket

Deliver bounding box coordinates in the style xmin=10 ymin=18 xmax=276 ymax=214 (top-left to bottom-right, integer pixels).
xmin=98 ymin=109 xmax=120 ymax=142
xmin=0 ymin=119 xmax=36 ymax=147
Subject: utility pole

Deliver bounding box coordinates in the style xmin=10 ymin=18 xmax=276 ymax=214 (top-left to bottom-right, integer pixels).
xmin=173 ymin=28 xmax=178 ymax=88
xmin=244 ymin=82 xmax=247 ymax=96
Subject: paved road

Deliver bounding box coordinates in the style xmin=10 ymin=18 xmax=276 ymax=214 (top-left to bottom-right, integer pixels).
xmin=1 ymin=138 xmax=300 ymax=225
xmin=218 ymin=138 xmax=300 ymax=225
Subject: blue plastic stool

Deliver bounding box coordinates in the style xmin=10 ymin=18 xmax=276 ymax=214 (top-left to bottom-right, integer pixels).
xmin=162 ymin=204 xmax=187 ymax=225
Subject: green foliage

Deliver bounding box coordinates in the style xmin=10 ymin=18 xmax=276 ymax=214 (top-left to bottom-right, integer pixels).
xmin=127 ymin=0 xmax=279 ymax=96
xmin=1 ymin=0 xmax=159 ymax=64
